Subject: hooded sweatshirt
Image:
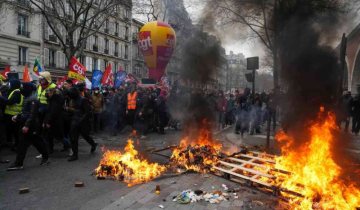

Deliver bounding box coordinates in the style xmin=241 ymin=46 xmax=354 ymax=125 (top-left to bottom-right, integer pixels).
xmin=17 ymin=82 xmax=38 ymax=127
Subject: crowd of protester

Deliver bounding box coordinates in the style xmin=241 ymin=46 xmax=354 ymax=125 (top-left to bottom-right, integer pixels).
xmin=0 ymin=71 xmax=286 ymax=170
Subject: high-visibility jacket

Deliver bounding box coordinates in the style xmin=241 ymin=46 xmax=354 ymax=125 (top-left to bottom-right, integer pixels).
xmin=36 ymin=83 xmax=56 ymax=104
xmin=127 ymin=92 xmax=137 ymax=110
xmin=5 ymin=89 xmax=23 ymax=115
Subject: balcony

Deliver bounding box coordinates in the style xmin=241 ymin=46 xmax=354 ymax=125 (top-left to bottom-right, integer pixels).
xmin=93 ymin=45 xmax=98 ymax=52
xmin=114 ymin=51 xmax=118 ymax=57
xmin=46 ymin=62 xmax=56 ymax=68
xmin=17 ymin=29 xmax=30 ymax=38
xmin=18 ymin=61 xmax=30 ymax=66
xmin=104 ymin=49 xmax=109 ymax=54
xmin=105 ymin=28 xmax=109 ymax=34
xmin=49 ymin=34 xmax=57 ymax=42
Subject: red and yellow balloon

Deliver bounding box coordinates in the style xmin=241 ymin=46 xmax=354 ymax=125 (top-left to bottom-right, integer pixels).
xmin=138 ymin=21 xmax=176 ymax=80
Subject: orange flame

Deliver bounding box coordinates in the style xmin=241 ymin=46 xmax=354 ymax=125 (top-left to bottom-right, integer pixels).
xmin=170 ymin=121 xmax=223 ymax=173
xmin=95 ymin=139 xmax=167 ymax=187
xmin=273 ymin=111 xmax=360 ymax=209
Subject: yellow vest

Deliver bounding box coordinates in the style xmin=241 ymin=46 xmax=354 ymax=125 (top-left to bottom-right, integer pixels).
xmin=5 ymin=89 xmax=23 ymax=115
xmin=37 ymin=83 xmax=56 ymax=104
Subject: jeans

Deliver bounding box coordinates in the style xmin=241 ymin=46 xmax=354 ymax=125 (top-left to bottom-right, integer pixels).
xmin=16 ymin=125 xmax=49 ymax=165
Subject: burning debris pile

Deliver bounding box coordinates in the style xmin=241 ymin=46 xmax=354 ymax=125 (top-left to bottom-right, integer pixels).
xmin=95 ymin=139 xmax=167 ymax=187
xmin=170 ymin=125 xmax=224 ymax=173
xmin=272 ymin=110 xmax=360 ymax=209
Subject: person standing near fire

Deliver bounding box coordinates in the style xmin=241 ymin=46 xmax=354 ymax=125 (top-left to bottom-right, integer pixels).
xmin=351 ymin=85 xmax=360 ymax=135
xmin=126 ymin=85 xmax=137 ymax=130
xmin=67 ymin=87 xmax=98 ymax=161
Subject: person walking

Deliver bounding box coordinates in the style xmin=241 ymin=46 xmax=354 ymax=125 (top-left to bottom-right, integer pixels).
xmin=155 ymin=90 xmax=168 ymax=134
xmin=216 ymin=91 xmax=228 ymax=130
xmin=226 ymin=94 xmax=235 ymax=126
xmin=0 ymin=79 xmax=23 ymax=151
xmin=43 ymin=88 xmax=72 ymax=155
xmin=7 ymin=83 xmax=49 ymax=170
xmin=91 ymin=87 xmax=103 ymax=134
xmin=108 ymin=87 xmax=120 ymax=136
xmin=67 ymin=87 xmax=97 ymax=161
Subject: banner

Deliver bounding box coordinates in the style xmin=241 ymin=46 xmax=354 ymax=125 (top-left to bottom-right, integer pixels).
xmin=23 ymin=65 xmax=32 ymax=82
xmin=101 ymin=64 xmax=114 ymax=86
xmin=33 ymin=58 xmax=42 ymax=76
xmin=115 ymin=71 xmax=127 ymax=89
xmin=68 ymin=57 xmax=86 ymax=81
xmin=0 ymin=66 xmax=10 ymax=80
xmin=91 ymin=70 xmax=103 ymax=89
xmin=124 ymin=74 xmax=139 ymax=84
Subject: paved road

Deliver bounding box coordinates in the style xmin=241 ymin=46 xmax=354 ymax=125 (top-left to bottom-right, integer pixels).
xmin=0 ymin=127 xmax=278 ymax=210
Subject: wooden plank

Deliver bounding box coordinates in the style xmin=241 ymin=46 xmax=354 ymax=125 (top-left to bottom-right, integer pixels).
xmin=237 ymin=154 xmax=276 ymax=163
xmin=212 ymin=166 xmax=273 ymax=187
xmin=227 ymin=157 xmax=267 ymax=169
xmin=252 ymin=175 xmax=260 ymax=179
xmin=250 ymin=151 xmax=276 ymax=158
xmin=218 ymin=161 xmax=276 ymax=179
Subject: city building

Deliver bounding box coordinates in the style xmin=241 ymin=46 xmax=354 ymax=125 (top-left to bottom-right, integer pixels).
xmin=131 ymin=19 xmax=147 ymax=79
xmin=0 ymin=0 xmax=42 ymax=79
xmin=0 ymin=0 xmax=133 ymax=81
xmin=226 ymin=51 xmax=248 ymax=92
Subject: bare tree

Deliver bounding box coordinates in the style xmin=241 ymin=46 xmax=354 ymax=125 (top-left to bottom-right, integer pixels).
xmin=133 ymin=0 xmax=158 ymax=21
xmin=29 ymin=0 xmax=131 ymax=66
xmin=201 ymin=0 xmax=349 ymax=87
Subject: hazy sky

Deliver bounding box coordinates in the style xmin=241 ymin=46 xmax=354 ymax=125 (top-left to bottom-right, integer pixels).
xmin=184 ymin=0 xmax=360 ymax=58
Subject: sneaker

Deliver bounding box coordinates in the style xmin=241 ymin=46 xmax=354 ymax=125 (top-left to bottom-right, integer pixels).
xmin=40 ymin=158 xmax=49 ymax=166
xmin=36 ymin=154 xmax=42 ymax=159
xmin=7 ymin=163 xmax=23 ymax=171
xmin=91 ymin=143 xmax=98 ymax=153
xmin=68 ymin=155 xmax=78 ymax=162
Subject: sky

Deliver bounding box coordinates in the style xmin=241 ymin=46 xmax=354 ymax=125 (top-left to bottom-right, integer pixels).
xmin=184 ymin=0 xmax=360 ymax=58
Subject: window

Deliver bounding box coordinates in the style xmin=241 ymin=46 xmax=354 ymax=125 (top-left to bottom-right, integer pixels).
xmin=125 ymin=26 xmax=129 ymax=38
xmin=86 ymin=57 xmax=93 ymax=72
xmin=105 ymin=39 xmax=109 ymax=53
xmin=18 ymin=14 xmax=28 ymax=37
xmin=18 ymin=47 xmax=28 ymax=66
xmin=79 ymin=56 xmax=85 ymax=65
xmin=125 ymin=45 xmax=128 ymax=58
xmin=105 ymin=19 xmax=109 ymax=33
xmin=125 ymin=9 xmax=130 ymax=18
xmin=115 ymin=23 xmax=119 ymax=36
xmin=49 ymin=50 xmax=56 ymax=67
xmin=115 ymin=42 xmax=118 ymax=56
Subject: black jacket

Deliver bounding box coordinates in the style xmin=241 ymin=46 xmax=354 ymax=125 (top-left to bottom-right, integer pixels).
xmin=108 ymin=94 xmax=120 ymax=113
xmin=17 ymin=93 xmax=38 ymax=127
xmin=45 ymin=92 xmax=64 ymax=137
xmin=137 ymin=94 xmax=149 ymax=114
xmin=71 ymin=96 xmax=92 ymax=128
xmin=118 ymin=93 xmax=127 ymax=115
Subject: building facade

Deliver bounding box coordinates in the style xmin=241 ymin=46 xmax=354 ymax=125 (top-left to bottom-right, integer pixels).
xmin=0 ymin=0 xmax=135 ymax=82
xmin=131 ymin=19 xmax=147 ymax=79
xmin=226 ymin=51 xmax=248 ymax=92
xmin=0 ymin=0 xmax=42 ymax=80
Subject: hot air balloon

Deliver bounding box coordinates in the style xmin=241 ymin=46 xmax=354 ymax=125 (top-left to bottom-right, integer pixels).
xmin=138 ymin=21 xmax=176 ymax=80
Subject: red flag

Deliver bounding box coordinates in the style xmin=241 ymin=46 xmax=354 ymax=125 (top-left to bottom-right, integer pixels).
xmin=124 ymin=74 xmax=139 ymax=84
xmin=0 ymin=66 xmax=10 ymax=80
xmin=23 ymin=65 xmax=32 ymax=82
xmin=59 ymin=76 xmax=67 ymax=88
xmin=102 ymin=64 xmax=114 ymax=86
xmin=68 ymin=57 xmax=86 ymax=81
xmin=119 ymin=66 xmax=124 ymax=71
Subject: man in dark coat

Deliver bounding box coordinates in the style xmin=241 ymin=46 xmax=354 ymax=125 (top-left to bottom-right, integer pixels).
xmin=7 ymin=83 xmax=49 ymax=170
xmin=43 ymin=88 xmax=71 ymax=154
xmin=134 ymin=88 xmax=149 ymax=139
xmin=67 ymin=87 xmax=97 ymax=161
xmin=107 ymin=87 xmax=120 ymax=136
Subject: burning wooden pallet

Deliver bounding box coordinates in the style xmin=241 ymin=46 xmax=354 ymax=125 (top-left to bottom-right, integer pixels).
xmin=212 ymin=151 xmax=304 ymax=198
